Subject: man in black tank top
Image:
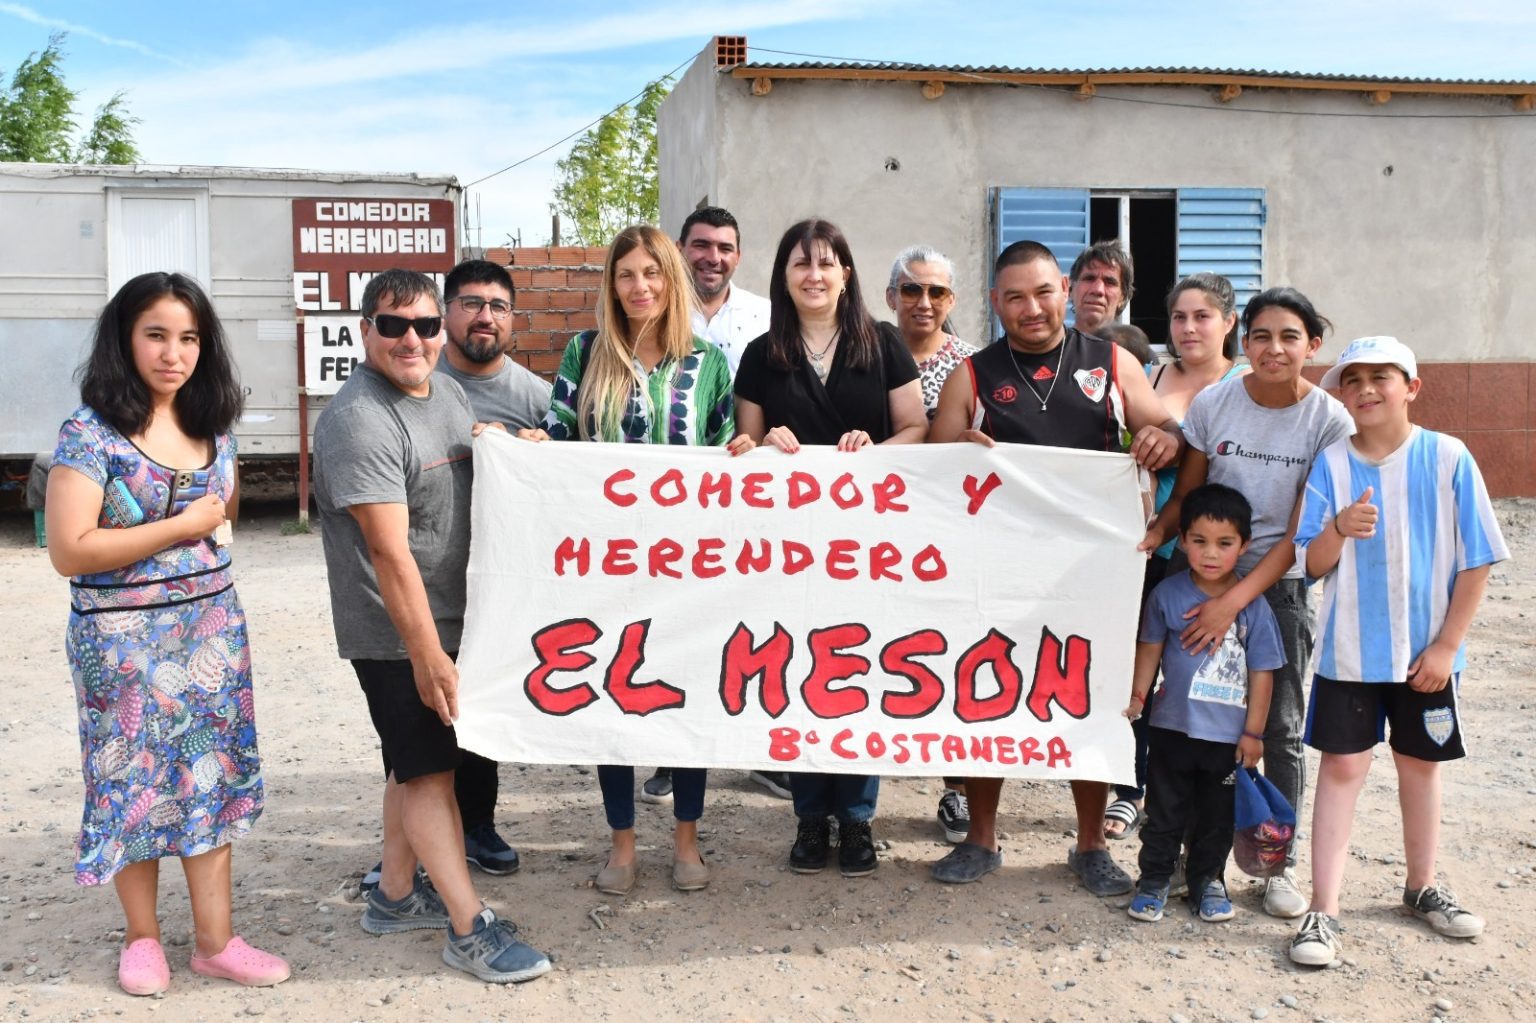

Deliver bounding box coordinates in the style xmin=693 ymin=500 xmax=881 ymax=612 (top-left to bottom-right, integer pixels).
xmin=927 ymin=240 xmax=1184 ymax=895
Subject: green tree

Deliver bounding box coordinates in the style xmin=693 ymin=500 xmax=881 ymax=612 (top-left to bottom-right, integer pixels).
xmin=550 ymin=78 xmax=670 ymax=246
xmin=0 ymin=33 xmax=141 ymax=164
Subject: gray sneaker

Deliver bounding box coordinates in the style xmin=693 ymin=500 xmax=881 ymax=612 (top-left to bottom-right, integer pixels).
xmin=1289 ymin=910 xmax=1342 ymax=966
xmin=1263 ymin=868 xmax=1308 ymax=919
xmin=1405 ymin=884 xmax=1485 ymax=938
xmin=442 ymin=908 xmax=551 ymax=983
xmin=361 ymin=873 xmax=450 ymax=934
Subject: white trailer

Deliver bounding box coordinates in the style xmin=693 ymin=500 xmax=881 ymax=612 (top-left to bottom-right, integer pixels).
xmin=0 ymin=164 xmax=460 ymax=465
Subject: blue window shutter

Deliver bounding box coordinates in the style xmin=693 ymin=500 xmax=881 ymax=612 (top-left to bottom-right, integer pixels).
xmin=992 ymin=187 xmax=1089 ymax=328
xmin=994 ymin=187 xmax=1091 ymax=272
xmin=1176 ymin=188 xmax=1265 ymax=314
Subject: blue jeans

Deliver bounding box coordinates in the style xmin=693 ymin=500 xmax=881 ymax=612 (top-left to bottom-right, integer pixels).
xmin=597 ymin=766 xmax=706 ymax=830
xmin=789 ymin=772 xmax=879 ymax=823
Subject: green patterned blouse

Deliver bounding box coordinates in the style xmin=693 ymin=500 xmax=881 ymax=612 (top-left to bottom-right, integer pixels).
xmin=543 ymin=331 xmax=735 ymax=446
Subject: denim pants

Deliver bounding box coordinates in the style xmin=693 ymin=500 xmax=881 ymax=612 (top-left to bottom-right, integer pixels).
xmin=597 ymin=766 xmax=707 ymax=831
xmin=789 ymin=772 xmax=879 ymax=823
xmin=1262 ymin=576 xmax=1314 ymax=866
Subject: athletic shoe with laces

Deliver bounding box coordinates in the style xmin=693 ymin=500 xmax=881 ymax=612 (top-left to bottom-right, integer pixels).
xmin=442 ymin=908 xmax=551 ymax=984
xmin=838 ymin=819 xmax=878 ymax=877
xmin=1289 ymin=910 xmax=1342 ymax=966
xmin=359 ymin=861 xmax=429 ymax=898
xmin=463 ymin=822 xmax=521 ymax=875
xmin=1405 ymin=884 xmax=1485 ymax=938
xmin=1263 ymin=867 xmax=1308 ymax=919
xmin=789 ymin=817 xmax=830 ymax=873
xmin=936 ymin=788 xmax=970 ymax=844
xmin=641 ymin=767 xmax=674 ymax=803
xmin=748 ymin=770 xmax=793 ymax=799
xmin=1197 ymin=878 xmax=1235 ymax=922
xmin=360 ymin=873 xmax=450 ymax=934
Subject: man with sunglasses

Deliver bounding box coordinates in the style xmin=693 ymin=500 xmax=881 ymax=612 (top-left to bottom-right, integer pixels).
xmin=314 ymin=269 xmax=552 ymax=984
xmin=338 ymin=260 xmax=551 ymax=891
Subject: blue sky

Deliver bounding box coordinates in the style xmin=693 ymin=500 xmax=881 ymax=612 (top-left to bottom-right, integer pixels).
xmin=3 ymin=1 xmax=1533 ymax=246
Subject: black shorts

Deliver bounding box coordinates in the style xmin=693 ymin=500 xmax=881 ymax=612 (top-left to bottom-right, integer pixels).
xmin=352 ymin=657 xmax=463 ymax=783
xmin=1303 ymin=674 xmax=1466 ymax=762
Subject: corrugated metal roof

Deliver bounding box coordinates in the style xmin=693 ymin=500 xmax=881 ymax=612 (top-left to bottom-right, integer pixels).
xmin=730 ymin=62 xmax=1536 ymax=87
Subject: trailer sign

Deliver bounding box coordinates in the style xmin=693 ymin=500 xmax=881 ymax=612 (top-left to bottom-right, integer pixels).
xmin=292 ymin=197 xmax=455 ymax=312
xmin=302 ymin=316 xmax=363 ymax=395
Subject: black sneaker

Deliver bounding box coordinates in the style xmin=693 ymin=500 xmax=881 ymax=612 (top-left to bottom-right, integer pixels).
xmin=936 ymin=788 xmax=970 ymax=843
xmin=464 ymin=822 xmax=521 ymax=875
xmin=1405 ymin=884 xmax=1485 ymax=938
xmin=838 ymin=820 xmax=878 ymax=878
xmin=748 ymin=771 xmax=793 ymax=799
xmin=641 ymin=768 xmax=674 ymax=803
xmin=789 ymin=817 xmax=830 ymax=873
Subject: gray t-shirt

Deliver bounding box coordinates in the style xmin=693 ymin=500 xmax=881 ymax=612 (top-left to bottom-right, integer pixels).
xmin=435 ymin=355 xmax=551 ymax=430
xmin=1183 ymin=376 xmax=1353 ymax=577
xmin=313 ymin=363 xmax=475 ymax=660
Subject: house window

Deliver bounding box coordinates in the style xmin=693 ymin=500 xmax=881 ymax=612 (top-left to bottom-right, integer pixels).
xmin=991 ymin=186 xmax=1265 ymax=350
xmin=106 ymin=187 xmax=211 ymax=295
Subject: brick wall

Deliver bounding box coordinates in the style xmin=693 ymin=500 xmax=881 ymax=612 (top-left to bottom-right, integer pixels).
xmin=484 ymin=246 xmax=607 ymax=379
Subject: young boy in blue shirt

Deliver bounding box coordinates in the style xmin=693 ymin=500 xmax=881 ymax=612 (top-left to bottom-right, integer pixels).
xmin=1288 ymin=336 xmax=1509 ymax=967
xmin=1125 ymin=483 xmax=1285 ymax=923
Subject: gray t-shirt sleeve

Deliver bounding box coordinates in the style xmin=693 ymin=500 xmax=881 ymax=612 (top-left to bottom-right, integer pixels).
xmin=313 ymin=404 xmax=409 ymax=508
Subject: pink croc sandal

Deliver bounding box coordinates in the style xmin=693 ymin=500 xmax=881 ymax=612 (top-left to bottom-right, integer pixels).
xmin=189 ymin=936 xmax=290 ymax=987
xmin=118 ymin=937 xmax=171 ymax=996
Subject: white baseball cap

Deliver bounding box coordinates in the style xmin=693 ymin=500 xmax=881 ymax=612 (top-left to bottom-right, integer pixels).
xmin=1319 ymin=335 xmax=1418 ymax=390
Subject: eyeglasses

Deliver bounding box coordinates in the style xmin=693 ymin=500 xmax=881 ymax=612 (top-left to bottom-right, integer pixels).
xmin=364 ymin=314 xmax=442 ymax=339
xmin=450 ymin=295 xmax=513 ymax=319
xmin=897 ymin=282 xmax=953 ymax=302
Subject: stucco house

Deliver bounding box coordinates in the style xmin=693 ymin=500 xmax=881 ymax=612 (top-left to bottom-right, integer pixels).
xmin=659 ymin=37 xmax=1536 ymax=494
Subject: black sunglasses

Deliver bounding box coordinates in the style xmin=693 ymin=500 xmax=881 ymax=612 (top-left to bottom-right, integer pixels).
xmin=897 ymin=282 xmax=953 ymax=302
xmin=365 ymin=314 xmax=442 ymax=339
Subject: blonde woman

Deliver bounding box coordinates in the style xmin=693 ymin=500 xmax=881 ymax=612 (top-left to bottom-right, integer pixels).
xmin=519 ymin=224 xmax=745 ymax=894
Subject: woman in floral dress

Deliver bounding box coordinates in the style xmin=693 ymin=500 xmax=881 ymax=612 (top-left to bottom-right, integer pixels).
xmin=46 ymin=272 xmax=288 ymax=995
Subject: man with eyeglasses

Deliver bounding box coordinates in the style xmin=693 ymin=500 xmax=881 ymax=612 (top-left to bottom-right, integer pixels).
xmin=680 ymin=206 xmax=770 ymax=375
xmin=437 ymin=259 xmax=552 ymax=433
xmin=314 ymin=269 xmax=552 ymax=983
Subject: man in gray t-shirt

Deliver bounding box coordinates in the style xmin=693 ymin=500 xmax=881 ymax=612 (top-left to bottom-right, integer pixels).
xmin=436 ymin=259 xmax=551 ymax=430
xmin=313 ymin=269 xmax=550 ymax=984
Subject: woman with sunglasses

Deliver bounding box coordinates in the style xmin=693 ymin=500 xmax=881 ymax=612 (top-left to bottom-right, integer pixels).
xmin=733 ymin=218 xmax=928 ymax=877
xmin=45 ymin=273 xmax=288 ymax=995
xmin=518 ymin=225 xmax=742 ymax=896
xmin=885 ymin=245 xmax=978 ymax=420
xmin=882 ymin=244 xmax=978 ymax=844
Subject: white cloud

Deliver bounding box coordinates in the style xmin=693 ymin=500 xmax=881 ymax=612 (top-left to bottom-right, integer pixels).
xmin=0 ymin=2 xmax=184 ymax=62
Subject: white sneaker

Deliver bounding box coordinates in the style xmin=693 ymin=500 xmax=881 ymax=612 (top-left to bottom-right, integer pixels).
xmin=1288 ymin=910 xmax=1341 ymax=966
xmin=1264 ymin=868 xmax=1308 ymax=919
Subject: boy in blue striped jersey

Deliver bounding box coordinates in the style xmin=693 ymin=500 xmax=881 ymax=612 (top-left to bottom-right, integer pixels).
xmin=1286 ymin=337 xmax=1509 ymax=967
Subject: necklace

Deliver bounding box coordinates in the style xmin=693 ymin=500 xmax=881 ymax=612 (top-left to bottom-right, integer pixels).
xmin=1005 ymin=339 xmax=1065 ymax=412
xmin=803 ymin=330 xmax=839 ymax=381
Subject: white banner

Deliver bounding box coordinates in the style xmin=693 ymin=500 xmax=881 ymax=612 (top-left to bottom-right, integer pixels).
xmin=456 ymin=432 xmax=1144 ymax=783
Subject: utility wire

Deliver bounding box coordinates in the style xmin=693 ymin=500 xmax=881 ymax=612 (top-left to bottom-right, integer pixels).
xmin=463 ymin=52 xmax=696 ymax=189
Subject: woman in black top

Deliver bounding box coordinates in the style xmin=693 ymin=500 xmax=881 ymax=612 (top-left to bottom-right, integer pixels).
xmin=733 ymin=218 xmax=926 ymax=877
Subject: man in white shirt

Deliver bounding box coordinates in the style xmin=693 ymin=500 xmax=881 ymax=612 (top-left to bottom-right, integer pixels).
xmin=680 ymin=206 xmax=770 ymax=374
